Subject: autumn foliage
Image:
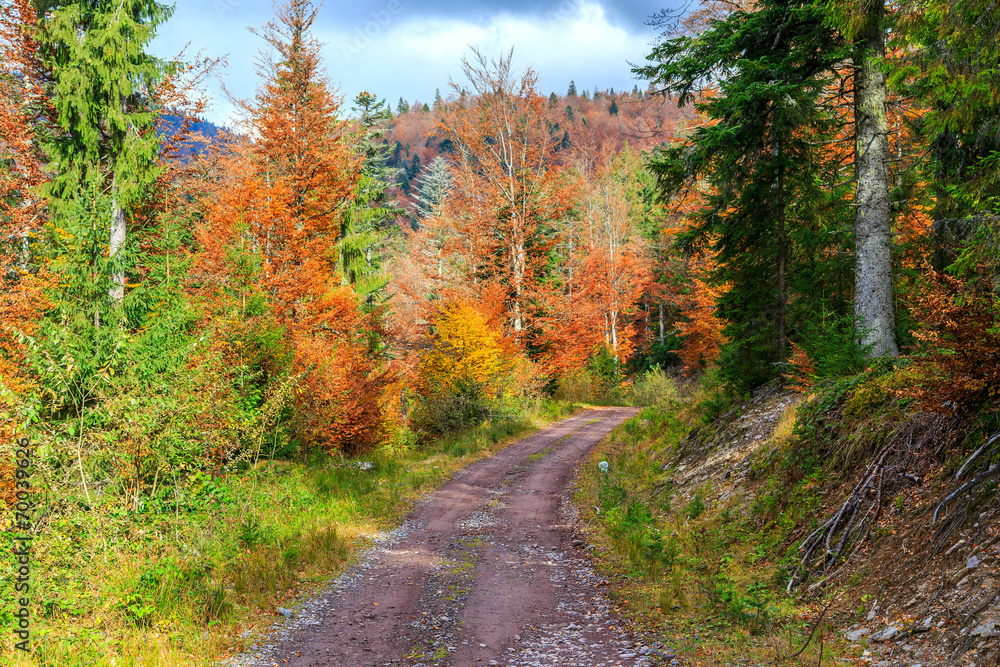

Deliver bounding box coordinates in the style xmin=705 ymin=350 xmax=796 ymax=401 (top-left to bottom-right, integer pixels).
xmin=192 ymin=0 xmax=390 ymax=454
xmin=907 ymin=271 xmax=1000 ymax=413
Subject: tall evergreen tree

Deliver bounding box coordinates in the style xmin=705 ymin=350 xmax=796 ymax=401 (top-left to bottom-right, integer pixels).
xmin=37 ymin=0 xmax=176 ymax=306
xmin=637 ymin=0 xmax=853 ymax=389
xmin=828 ymin=1 xmax=900 ymax=358
xmin=341 ymin=91 xmax=400 ymax=304
xmin=413 ymin=156 xmax=453 ymax=221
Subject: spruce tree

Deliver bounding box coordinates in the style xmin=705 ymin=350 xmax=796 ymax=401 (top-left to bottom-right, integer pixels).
xmin=637 ymin=0 xmax=853 ymax=390
xmin=828 ymin=1 xmax=900 ymax=358
xmin=37 ymin=0 xmax=176 ymax=306
xmin=567 ymin=80 xmax=577 ymax=96
xmin=341 ymin=91 xmax=401 ymax=304
xmin=413 ymin=156 xmax=453 ymax=221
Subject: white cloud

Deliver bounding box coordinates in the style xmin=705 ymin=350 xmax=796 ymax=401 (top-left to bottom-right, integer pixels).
xmin=152 ymin=0 xmax=653 ymax=126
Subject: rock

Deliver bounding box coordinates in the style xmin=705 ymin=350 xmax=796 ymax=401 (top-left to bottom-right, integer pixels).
xmin=277 ymin=607 xmax=293 ymax=618
xmin=958 ymin=575 xmax=972 ymax=589
xmin=972 ymin=621 xmax=1000 ymax=637
xmin=870 ymin=626 xmax=901 ymax=642
xmin=846 ymin=628 xmax=871 ymax=642
xmin=968 ymin=555 xmax=982 ymax=568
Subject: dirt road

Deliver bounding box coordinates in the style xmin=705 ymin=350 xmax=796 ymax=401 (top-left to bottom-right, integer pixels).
xmin=232 ymin=408 xmax=678 ymax=667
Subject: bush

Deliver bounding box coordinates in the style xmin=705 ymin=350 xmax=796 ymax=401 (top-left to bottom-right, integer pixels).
xmin=627 ymin=366 xmax=679 ymax=408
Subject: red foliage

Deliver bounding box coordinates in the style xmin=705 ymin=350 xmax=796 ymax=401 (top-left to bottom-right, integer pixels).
xmin=0 ymin=0 xmax=51 ymax=396
xmin=193 ymin=0 xmax=391 ymax=454
xmin=907 ymin=271 xmax=1000 ymax=413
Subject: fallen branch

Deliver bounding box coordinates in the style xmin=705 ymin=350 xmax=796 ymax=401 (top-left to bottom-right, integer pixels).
xmin=933 ymin=461 xmax=1000 ymax=523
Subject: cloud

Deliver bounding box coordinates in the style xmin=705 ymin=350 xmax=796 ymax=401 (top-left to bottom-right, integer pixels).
xmin=151 ymin=0 xmax=666 ymax=126
xmin=327 ymin=0 xmax=674 ymax=31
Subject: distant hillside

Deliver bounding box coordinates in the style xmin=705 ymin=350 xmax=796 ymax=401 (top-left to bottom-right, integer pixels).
xmin=385 ymin=88 xmax=695 ymax=214
xmin=157 ymin=113 xmax=224 ymax=158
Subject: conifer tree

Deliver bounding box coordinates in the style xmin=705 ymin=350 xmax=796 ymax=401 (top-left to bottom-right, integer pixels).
xmin=828 ymin=0 xmax=900 ymax=358
xmin=637 ymin=0 xmax=852 ymax=389
xmin=37 ymin=0 xmax=176 ymax=305
xmin=341 ymin=91 xmax=400 ymax=304
xmin=413 ymin=156 xmax=453 ymax=220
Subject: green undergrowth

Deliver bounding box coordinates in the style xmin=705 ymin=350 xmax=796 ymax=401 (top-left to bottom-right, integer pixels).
xmin=0 ymin=400 xmax=581 ymax=666
xmin=576 ymin=363 xmax=999 ymax=664
xmin=573 ymin=372 xmax=901 ymax=665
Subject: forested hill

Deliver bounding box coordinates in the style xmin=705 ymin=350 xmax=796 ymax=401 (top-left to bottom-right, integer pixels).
xmin=384 ymin=87 xmax=694 ymax=211
xmin=156 ymin=114 xmax=224 ymax=158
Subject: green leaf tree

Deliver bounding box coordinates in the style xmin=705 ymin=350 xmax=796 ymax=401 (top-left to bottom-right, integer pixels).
xmin=341 ymin=91 xmax=401 ymax=305
xmin=636 ymin=0 xmax=853 ymax=389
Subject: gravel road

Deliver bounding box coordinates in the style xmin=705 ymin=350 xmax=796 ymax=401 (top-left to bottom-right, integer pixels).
xmin=228 ymin=408 xmax=679 ymax=667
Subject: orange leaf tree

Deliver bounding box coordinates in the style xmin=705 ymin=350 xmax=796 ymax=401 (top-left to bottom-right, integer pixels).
xmin=437 ymin=49 xmax=569 ymax=340
xmin=196 ymin=0 xmax=391 ymax=454
xmin=0 ymin=0 xmax=50 ymax=400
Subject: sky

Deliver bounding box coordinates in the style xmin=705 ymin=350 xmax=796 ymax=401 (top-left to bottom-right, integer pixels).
xmin=149 ymin=0 xmax=680 ymax=126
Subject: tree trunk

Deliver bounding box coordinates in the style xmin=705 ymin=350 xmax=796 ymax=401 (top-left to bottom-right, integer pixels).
xmin=659 ymin=303 xmax=665 ymax=346
xmin=853 ymin=2 xmax=899 ymax=358
xmin=776 ymin=135 xmax=786 ymax=359
xmin=109 ymin=172 xmax=126 ymax=304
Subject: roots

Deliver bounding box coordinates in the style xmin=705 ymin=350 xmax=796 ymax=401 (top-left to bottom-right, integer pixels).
xmin=788 ymin=414 xmax=959 ymax=596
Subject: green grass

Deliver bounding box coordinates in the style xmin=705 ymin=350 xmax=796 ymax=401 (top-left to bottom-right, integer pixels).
xmin=0 ymin=401 xmax=581 ymax=666
xmin=572 ymin=384 xmax=844 ymax=666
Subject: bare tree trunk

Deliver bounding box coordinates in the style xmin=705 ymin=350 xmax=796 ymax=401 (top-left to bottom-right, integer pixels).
xmin=109 ymin=172 xmax=126 ymax=305
xmin=659 ymin=303 xmax=665 ymax=346
xmin=853 ymin=2 xmax=899 ymax=358
xmin=776 ymin=136 xmax=786 ymax=358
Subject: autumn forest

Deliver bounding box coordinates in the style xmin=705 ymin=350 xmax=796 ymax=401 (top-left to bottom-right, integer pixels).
xmin=2 ymin=0 xmax=1000 ymax=663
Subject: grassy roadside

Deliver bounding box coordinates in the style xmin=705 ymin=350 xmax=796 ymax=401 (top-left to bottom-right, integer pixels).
xmin=0 ymin=400 xmax=582 ymax=666
xmin=573 ymin=364 xmax=1000 ymax=666
xmin=571 ymin=382 xmax=839 ymax=666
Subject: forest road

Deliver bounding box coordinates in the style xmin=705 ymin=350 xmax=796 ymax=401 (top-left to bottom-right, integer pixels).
xmin=230 ymin=407 xmax=675 ymax=667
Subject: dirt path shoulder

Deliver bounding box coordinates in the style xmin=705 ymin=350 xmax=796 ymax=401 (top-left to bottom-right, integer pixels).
xmin=227 ymin=407 xmax=678 ymax=667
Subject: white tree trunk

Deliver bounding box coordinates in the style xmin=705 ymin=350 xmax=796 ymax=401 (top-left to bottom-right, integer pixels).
xmin=109 ymin=172 xmax=126 ymax=304
xmin=853 ymin=3 xmax=899 ymax=359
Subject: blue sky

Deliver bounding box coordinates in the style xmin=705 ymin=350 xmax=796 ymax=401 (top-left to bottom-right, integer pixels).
xmin=150 ymin=0 xmax=677 ymax=126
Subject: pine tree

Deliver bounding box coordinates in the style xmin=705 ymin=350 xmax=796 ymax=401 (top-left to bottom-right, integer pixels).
xmin=828 ymin=1 xmax=900 ymax=358
xmin=397 ymin=96 xmax=409 ymax=113
xmin=637 ymin=0 xmax=852 ymax=389
xmin=341 ymin=91 xmax=400 ymax=304
xmin=567 ymin=80 xmax=577 ymax=96
xmin=608 ymin=99 xmax=619 ymax=115
xmin=38 ymin=0 xmax=177 ymax=305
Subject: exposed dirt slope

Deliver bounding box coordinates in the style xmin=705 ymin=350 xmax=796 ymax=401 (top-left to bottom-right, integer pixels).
xmin=659 ymin=389 xmax=1000 ymax=667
